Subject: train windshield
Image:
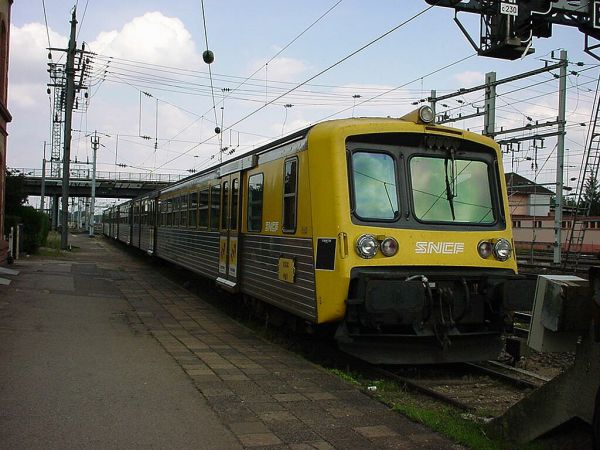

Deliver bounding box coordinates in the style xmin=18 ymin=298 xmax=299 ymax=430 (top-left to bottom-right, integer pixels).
xmin=410 ymin=156 xmax=494 ymax=224
xmin=351 ymin=151 xmax=399 ymax=220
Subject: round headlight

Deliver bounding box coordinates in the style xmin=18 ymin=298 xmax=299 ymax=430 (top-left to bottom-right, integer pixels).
xmin=356 ymin=234 xmax=379 ymax=259
xmin=493 ymin=238 xmax=512 ymax=261
xmin=380 ymin=237 xmax=399 ymax=257
xmin=477 ymin=240 xmax=493 ymax=259
xmin=419 ymin=105 xmax=435 ymax=124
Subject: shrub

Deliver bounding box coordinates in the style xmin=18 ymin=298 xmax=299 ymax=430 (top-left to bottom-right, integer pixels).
xmin=4 ymin=206 xmax=50 ymax=254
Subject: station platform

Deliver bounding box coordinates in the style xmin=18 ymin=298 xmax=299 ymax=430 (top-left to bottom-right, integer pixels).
xmin=0 ymin=234 xmax=459 ymax=449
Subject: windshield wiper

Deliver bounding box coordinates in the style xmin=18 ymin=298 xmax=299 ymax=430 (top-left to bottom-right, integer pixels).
xmin=444 ymin=151 xmax=456 ymax=221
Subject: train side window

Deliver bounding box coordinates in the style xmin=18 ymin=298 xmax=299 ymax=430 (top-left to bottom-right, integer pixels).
xmin=247 ymin=173 xmax=264 ymax=232
xmin=167 ymin=199 xmax=173 ymax=227
xmin=210 ymin=184 xmax=221 ymax=231
xmin=173 ymin=197 xmax=180 ymax=227
xmin=283 ymin=158 xmax=298 ymax=233
xmin=231 ymin=178 xmax=239 ymax=231
xmin=199 ymin=188 xmax=209 ymax=228
xmin=189 ymin=192 xmax=198 ymax=228
xmin=221 ymin=181 xmax=230 ymax=230
xmin=181 ymin=194 xmax=188 ymax=228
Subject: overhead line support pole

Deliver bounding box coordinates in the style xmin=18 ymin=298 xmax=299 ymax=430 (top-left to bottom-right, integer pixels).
xmin=554 ymin=50 xmax=567 ymax=265
xmin=484 ymin=72 xmax=496 ymax=137
xmin=40 ymin=141 xmax=46 ymax=213
xmin=89 ymin=131 xmax=99 ymax=237
xmin=60 ymin=8 xmax=77 ymax=250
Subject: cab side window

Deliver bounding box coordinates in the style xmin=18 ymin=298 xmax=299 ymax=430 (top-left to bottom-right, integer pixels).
xmin=283 ymin=158 xmax=298 ymax=233
xmin=247 ymin=173 xmax=264 ymax=232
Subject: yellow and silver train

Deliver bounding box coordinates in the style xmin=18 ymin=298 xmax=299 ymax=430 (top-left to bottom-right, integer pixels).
xmin=103 ymin=106 xmax=522 ymax=364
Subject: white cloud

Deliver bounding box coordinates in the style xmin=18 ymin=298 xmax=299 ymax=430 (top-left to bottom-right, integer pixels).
xmin=453 ymin=71 xmax=485 ymax=86
xmin=248 ymin=56 xmax=308 ymax=83
xmin=89 ymin=12 xmax=201 ymax=68
xmin=10 ymin=22 xmax=68 ymax=83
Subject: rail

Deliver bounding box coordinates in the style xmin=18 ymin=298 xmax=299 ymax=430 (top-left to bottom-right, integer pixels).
xmin=9 ymin=168 xmax=184 ymax=183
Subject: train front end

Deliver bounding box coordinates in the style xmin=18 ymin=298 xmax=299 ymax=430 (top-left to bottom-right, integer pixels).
xmin=308 ymin=108 xmax=524 ymax=364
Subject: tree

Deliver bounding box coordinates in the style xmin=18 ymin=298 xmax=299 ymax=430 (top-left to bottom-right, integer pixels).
xmin=581 ymin=175 xmax=600 ymax=216
xmin=4 ymin=170 xmax=49 ymax=253
xmin=4 ymin=170 xmax=27 ymax=216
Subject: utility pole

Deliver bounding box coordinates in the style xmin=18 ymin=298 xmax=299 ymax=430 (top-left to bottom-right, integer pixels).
xmin=553 ymin=50 xmax=567 ymax=265
xmin=89 ymin=131 xmax=99 ymax=237
xmin=60 ymin=7 xmax=77 ymax=250
xmin=483 ymin=72 xmax=496 ymax=137
xmin=40 ymin=141 xmax=46 ymax=212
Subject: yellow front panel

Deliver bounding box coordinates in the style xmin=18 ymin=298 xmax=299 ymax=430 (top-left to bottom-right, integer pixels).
xmin=306 ymin=119 xmax=517 ymax=324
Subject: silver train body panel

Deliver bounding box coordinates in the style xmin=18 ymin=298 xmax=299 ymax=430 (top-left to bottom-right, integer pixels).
xmin=239 ymin=235 xmax=317 ymax=321
xmin=156 ymin=227 xmax=220 ymax=279
xmin=118 ymin=223 xmax=130 ymax=244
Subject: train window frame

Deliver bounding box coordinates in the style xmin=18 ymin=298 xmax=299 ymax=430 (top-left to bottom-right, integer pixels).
xmin=231 ymin=178 xmax=239 ymax=231
xmin=189 ymin=191 xmax=198 ymax=228
xmin=210 ymin=184 xmax=221 ymax=231
xmin=407 ymin=153 xmax=498 ymax=226
xmin=247 ymin=173 xmax=264 ymax=232
xmin=199 ymin=187 xmax=209 ymax=228
xmin=348 ymin=149 xmax=401 ymax=223
xmin=181 ymin=194 xmax=189 ymax=228
xmin=221 ymin=180 xmax=230 ymax=231
xmin=166 ymin=198 xmax=173 ymax=227
xmin=174 ymin=197 xmax=181 ymax=227
xmin=282 ymin=157 xmax=298 ymax=233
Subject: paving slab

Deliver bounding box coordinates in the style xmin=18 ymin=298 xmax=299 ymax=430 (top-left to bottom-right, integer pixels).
xmin=0 ymin=234 xmax=462 ymax=449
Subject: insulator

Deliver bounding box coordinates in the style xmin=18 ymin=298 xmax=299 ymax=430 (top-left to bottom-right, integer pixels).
xmin=203 ymin=50 xmax=215 ymax=64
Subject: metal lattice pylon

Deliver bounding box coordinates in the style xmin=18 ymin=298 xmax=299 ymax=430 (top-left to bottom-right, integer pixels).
xmin=48 ymin=63 xmax=65 ymax=178
xmin=563 ymin=73 xmax=600 ymax=269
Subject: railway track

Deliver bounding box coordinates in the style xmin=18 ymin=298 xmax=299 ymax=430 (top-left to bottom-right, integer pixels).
xmin=371 ymin=360 xmax=547 ymax=417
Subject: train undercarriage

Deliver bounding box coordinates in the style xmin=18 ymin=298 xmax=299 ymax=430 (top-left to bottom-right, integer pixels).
xmin=336 ymin=267 xmax=535 ymax=364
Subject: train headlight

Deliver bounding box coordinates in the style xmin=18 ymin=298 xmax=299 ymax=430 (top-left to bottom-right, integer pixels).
xmin=477 ymin=240 xmax=493 ymax=259
xmin=493 ymin=238 xmax=512 ymax=261
xmin=418 ymin=105 xmax=435 ymax=124
xmin=380 ymin=237 xmax=399 ymax=257
xmin=356 ymin=234 xmax=379 ymax=259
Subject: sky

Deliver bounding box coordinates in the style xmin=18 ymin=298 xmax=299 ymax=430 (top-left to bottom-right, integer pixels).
xmin=7 ymin=1 xmax=600 ymax=207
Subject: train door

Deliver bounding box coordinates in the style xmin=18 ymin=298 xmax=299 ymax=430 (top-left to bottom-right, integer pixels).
xmin=217 ymin=172 xmax=241 ymax=290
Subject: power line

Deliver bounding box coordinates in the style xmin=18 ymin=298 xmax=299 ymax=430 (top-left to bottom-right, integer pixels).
xmin=199 ymin=0 xmax=218 ymax=128
xmin=76 ymin=0 xmax=90 ymax=41
xmin=41 ymin=0 xmax=52 ymax=54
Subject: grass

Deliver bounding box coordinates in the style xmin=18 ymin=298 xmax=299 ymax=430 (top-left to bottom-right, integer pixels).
xmin=333 ymin=376 xmax=546 ymax=450
xmin=34 ymin=231 xmax=74 ymax=257
xmin=45 ymin=231 xmax=60 ymax=250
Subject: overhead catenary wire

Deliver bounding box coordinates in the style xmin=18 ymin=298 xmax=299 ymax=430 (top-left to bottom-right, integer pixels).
xmin=155 ymin=3 xmax=438 ymax=171
xmin=41 ymin=0 xmax=52 ymax=54
xmin=199 ymin=0 xmax=219 ymax=128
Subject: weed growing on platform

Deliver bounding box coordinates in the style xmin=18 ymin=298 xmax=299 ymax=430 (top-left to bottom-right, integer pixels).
xmin=353 ymin=378 xmax=543 ymax=450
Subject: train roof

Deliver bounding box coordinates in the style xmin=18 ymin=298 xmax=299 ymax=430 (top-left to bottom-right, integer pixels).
xmin=112 ymin=115 xmax=499 ymax=205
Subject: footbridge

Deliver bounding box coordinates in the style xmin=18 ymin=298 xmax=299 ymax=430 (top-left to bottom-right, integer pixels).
xmin=11 ymin=168 xmax=184 ymax=199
